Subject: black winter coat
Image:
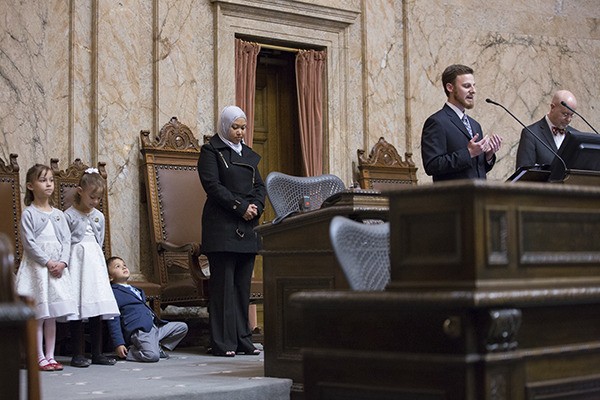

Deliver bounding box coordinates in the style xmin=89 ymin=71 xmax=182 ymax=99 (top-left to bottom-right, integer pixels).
xmin=197 ymin=135 xmax=266 ymax=254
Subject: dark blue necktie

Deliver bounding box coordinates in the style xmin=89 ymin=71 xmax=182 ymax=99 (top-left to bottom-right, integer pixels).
xmin=462 ymin=114 xmax=473 ymax=137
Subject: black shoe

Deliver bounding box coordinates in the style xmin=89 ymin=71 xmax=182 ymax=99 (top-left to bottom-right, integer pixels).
xmin=236 ymin=347 xmax=261 ymax=356
xmin=159 ymin=349 xmax=170 ymax=359
xmin=70 ymin=355 xmax=91 ymax=368
xmin=214 ymin=351 xmax=236 ymax=357
xmin=92 ymin=354 xmax=117 ymax=365
xmin=207 ymin=348 xmax=235 ymax=357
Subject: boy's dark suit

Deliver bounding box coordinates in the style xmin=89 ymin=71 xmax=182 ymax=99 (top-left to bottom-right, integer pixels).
xmin=107 ymin=283 xmax=187 ymax=362
xmin=421 ymin=104 xmax=495 ymax=181
xmin=107 ymin=283 xmax=163 ymax=347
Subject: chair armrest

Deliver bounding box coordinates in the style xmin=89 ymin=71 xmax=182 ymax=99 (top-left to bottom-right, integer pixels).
xmin=157 ymin=241 xmax=194 ymax=253
xmin=156 ymin=241 xmax=210 ymax=281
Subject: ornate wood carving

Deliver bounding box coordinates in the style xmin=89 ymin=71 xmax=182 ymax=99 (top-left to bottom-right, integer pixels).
xmin=482 ymin=308 xmax=522 ymax=352
xmin=0 ymin=154 xmax=22 ymax=267
xmin=50 ymin=158 xmax=107 ymax=180
xmin=50 ymin=158 xmax=112 ymax=262
xmin=140 ymin=116 xmax=201 ymax=152
xmin=139 ymin=117 xmax=210 ymax=307
xmin=0 ymin=234 xmax=39 ymax=399
xmin=357 ymin=137 xmax=418 ymax=188
xmin=0 ymin=153 xmax=19 ymax=174
xmin=358 ymin=137 xmax=414 ymax=168
xmin=489 ymin=372 xmax=508 ymax=400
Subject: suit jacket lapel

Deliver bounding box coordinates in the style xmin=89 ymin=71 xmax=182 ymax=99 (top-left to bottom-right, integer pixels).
xmin=114 ymin=284 xmax=141 ymax=301
xmin=114 ymin=284 xmax=156 ymax=315
xmin=443 ymin=105 xmax=472 ymax=140
xmin=541 ymin=119 xmax=558 ymax=151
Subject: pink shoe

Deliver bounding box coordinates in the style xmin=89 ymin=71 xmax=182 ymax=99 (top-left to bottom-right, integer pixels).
xmin=38 ymin=358 xmax=55 ymax=372
xmin=47 ymin=358 xmax=63 ymax=371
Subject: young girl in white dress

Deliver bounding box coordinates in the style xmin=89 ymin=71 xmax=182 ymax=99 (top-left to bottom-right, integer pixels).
xmin=65 ymin=168 xmax=119 ymax=367
xmin=15 ymin=164 xmax=77 ymax=372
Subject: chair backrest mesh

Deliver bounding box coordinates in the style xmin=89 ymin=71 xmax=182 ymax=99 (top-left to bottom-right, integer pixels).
xmin=329 ymin=215 xmax=390 ymax=291
xmin=265 ymin=172 xmax=346 ymax=218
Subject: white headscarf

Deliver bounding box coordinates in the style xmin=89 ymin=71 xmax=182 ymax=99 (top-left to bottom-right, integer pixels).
xmin=217 ymin=105 xmax=247 ymax=156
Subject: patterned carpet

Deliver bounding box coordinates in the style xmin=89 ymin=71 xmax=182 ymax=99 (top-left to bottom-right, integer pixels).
xmin=32 ymin=344 xmax=292 ymax=400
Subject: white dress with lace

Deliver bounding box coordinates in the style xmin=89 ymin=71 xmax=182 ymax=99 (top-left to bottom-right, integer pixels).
xmin=68 ymin=217 xmax=119 ymax=320
xmin=15 ymin=215 xmax=77 ymax=320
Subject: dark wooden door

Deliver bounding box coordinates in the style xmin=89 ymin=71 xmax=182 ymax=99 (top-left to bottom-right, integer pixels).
xmin=253 ymin=48 xmax=301 ymax=223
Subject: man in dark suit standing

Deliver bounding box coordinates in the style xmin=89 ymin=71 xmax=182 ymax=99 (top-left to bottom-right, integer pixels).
xmin=421 ymin=64 xmax=502 ymax=182
xmin=516 ymin=90 xmax=578 ymax=169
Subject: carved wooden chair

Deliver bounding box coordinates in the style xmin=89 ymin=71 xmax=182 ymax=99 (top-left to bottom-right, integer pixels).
xmin=140 ymin=117 xmax=210 ymax=308
xmin=1 ymin=232 xmax=40 ymax=399
xmin=329 ymin=215 xmax=390 ymax=291
xmin=0 ymin=154 xmax=40 ymax=399
xmin=51 ymin=159 xmax=112 ymax=254
xmin=357 ymin=137 xmax=418 ymax=189
xmin=0 ymin=154 xmax=23 ymax=269
xmin=50 ymin=158 xmax=161 ymax=314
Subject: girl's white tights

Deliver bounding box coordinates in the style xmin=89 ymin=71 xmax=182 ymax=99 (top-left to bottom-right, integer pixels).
xmin=37 ymin=318 xmax=57 ymax=366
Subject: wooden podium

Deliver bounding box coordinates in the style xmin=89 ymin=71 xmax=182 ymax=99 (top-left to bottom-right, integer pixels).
xmin=290 ymin=180 xmax=600 ymax=400
xmin=552 ymin=169 xmax=600 ymax=185
xmin=255 ymin=189 xmax=388 ymax=397
xmin=508 ymin=165 xmax=600 ymax=186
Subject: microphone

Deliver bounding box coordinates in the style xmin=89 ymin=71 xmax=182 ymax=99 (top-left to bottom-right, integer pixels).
xmin=485 ymin=98 xmax=567 ymax=174
xmin=560 ymin=101 xmax=599 ymax=134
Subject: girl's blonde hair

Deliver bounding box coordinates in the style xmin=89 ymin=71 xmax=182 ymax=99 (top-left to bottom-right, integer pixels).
xmin=24 ymin=164 xmax=53 ymax=206
xmin=74 ymin=170 xmax=105 ymax=205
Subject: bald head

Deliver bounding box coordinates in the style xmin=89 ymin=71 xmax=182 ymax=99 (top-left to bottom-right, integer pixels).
xmin=552 ymin=90 xmax=577 ymax=109
xmin=548 ymin=90 xmax=577 ymax=129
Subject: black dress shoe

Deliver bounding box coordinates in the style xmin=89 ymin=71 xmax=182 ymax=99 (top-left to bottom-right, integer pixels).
xmin=214 ymin=351 xmax=236 ymax=357
xmin=207 ymin=348 xmax=235 ymax=357
xmin=92 ymin=354 xmax=117 ymax=365
xmin=70 ymin=355 xmax=91 ymax=368
xmin=236 ymin=347 xmax=261 ymax=355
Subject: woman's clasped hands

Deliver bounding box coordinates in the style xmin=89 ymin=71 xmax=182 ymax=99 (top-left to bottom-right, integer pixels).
xmin=243 ymin=204 xmax=259 ymax=221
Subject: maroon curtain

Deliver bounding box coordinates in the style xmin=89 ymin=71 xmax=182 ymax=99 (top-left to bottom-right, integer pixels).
xmin=235 ymin=39 xmax=261 ymax=147
xmin=295 ymin=49 xmax=326 ymax=176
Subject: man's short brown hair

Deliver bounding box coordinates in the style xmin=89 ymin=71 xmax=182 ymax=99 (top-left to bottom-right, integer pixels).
xmin=442 ymin=64 xmax=474 ymax=97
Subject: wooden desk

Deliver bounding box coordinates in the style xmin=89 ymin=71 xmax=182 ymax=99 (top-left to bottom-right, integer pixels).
xmin=255 ymin=190 xmax=388 ymax=397
xmin=291 ymin=180 xmax=600 ymax=400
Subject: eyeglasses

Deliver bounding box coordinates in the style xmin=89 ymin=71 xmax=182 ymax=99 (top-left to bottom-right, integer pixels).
xmin=561 ymin=112 xmax=575 ymax=119
xmin=553 ymin=103 xmax=575 ymax=118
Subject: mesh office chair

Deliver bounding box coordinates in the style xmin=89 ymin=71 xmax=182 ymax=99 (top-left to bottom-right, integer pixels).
xmin=265 ymin=171 xmax=346 ymax=223
xmin=329 ymin=215 xmax=390 ymax=291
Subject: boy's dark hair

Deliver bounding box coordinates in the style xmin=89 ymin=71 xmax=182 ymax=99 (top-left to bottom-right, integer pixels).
xmin=442 ymin=64 xmax=474 ymax=97
xmin=106 ymin=256 xmax=123 ymax=271
xmin=24 ymin=164 xmax=54 ymax=206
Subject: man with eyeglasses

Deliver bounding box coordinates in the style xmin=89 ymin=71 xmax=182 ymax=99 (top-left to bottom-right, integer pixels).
xmin=516 ymin=89 xmax=579 ymax=168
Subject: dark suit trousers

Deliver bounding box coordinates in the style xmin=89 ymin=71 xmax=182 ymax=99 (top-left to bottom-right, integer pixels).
xmin=206 ymin=252 xmax=255 ymax=353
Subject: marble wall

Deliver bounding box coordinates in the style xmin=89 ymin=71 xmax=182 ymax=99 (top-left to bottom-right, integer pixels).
xmin=404 ymin=0 xmax=600 ymax=181
xmin=1 ymin=0 xmax=598 ymax=276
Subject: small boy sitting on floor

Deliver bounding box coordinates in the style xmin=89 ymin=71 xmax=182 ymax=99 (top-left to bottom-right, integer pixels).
xmin=106 ymin=256 xmax=188 ymax=362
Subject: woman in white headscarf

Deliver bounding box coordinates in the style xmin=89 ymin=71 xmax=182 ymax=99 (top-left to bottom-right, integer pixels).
xmin=197 ymin=105 xmax=266 ymax=357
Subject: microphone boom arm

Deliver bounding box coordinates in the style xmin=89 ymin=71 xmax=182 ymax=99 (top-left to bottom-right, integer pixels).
xmin=485 ymin=98 xmax=567 ymax=173
xmin=560 ymin=100 xmax=599 ymax=134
